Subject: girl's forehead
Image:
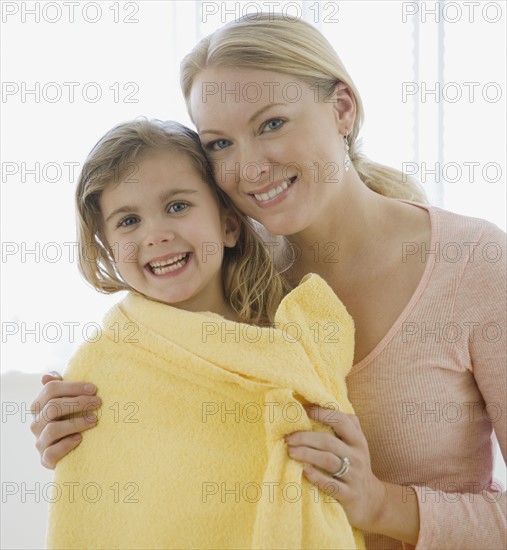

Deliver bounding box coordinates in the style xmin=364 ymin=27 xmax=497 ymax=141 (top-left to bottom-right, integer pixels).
xmin=100 ymin=149 xmax=204 ymax=193
xmin=134 ymin=148 xmax=200 ymax=175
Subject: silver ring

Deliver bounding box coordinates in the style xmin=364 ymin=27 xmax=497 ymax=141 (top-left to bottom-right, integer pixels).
xmin=332 ymin=457 xmax=350 ymax=479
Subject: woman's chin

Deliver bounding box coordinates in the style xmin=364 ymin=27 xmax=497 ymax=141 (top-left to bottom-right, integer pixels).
xmin=258 ymin=215 xmax=307 ymax=237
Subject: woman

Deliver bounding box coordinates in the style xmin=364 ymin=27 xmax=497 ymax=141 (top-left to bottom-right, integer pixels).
xmin=31 ymin=14 xmax=506 ymax=549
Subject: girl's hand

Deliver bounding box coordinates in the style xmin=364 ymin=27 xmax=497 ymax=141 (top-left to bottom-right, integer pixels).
xmin=30 ymin=372 xmax=101 ymax=469
xmin=285 ymin=405 xmax=387 ymax=532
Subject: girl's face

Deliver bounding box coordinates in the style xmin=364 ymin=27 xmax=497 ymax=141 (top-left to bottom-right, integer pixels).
xmin=190 ymin=67 xmax=347 ymax=236
xmin=99 ymin=149 xmax=239 ymax=314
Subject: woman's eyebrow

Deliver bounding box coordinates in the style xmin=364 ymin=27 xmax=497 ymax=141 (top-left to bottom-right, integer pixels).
xmin=200 ymin=102 xmax=287 ymax=135
xmin=248 ymin=103 xmax=287 ymax=124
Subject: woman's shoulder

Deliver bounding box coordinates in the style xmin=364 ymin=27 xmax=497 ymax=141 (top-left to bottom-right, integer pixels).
xmin=418 ymin=204 xmax=506 ymax=301
xmin=402 ymin=199 xmax=506 ymax=245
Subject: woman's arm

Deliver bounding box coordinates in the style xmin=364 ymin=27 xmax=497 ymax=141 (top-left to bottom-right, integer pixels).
xmin=410 ymin=222 xmax=507 ymax=549
xmin=30 ymin=372 xmax=101 ymax=468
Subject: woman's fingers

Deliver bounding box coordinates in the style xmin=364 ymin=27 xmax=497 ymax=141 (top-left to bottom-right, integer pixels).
xmin=30 ymin=379 xmax=97 ymax=413
xmin=287 ymin=443 xmax=347 ymax=476
xmin=37 ymin=415 xmax=99 ymax=469
xmin=30 ymin=379 xmax=98 ymax=432
xmin=41 ymin=371 xmax=63 ymax=385
xmin=302 ymin=465 xmax=350 ymax=502
xmin=30 ymin=393 xmax=101 ymax=437
xmin=41 ymin=434 xmax=82 ymax=470
xmin=37 ymin=414 xmax=98 ymax=453
xmin=30 ymin=377 xmax=100 ymax=467
xmin=285 ymin=430 xmax=342 ymax=454
xmin=305 ymin=406 xmax=364 ymax=447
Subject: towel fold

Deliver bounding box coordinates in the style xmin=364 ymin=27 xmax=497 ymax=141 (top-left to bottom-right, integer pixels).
xmin=46 ymin=273 xmax=364 ymax=549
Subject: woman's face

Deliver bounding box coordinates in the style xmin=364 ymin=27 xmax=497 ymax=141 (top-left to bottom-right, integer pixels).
xmin=190 ymin=67 xmax=347 ymax=236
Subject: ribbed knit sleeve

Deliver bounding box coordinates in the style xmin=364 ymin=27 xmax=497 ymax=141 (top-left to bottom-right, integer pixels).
xmin=413 ymin=221 xmax=506 ymax=550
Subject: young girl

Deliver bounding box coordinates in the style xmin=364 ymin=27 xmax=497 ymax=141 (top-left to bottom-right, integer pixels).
xmin=76 ymin=118 xmax=285 ymax=326
xmin=44 ymin=118 xmax=363 ymax=549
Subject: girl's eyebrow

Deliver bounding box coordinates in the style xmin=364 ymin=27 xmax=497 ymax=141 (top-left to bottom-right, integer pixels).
xmin=158 ymin=188 xmax=199 ymax=203
xmin=200 ymin=102 xmax=287 ymax=136
xmin=105 ymin=205 xmax=137 ymax=223
xmin=105 ymin=189 xmax=199 ymax=222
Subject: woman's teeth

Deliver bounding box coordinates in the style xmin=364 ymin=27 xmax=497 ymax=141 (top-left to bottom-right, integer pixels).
xmin=149 ymin=253 xmax=189 ymax=275
xmin=254 ymin=178 xmax=295 ymax=202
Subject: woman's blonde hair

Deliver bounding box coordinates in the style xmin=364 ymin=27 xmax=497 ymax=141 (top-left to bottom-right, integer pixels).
xmin=181 ymin=13 xmax=426 ymax=202
xmin=76 ymin=118 xmax=288 ymax=326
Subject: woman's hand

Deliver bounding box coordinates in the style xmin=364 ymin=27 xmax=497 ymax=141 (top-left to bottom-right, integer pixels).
xmin=284 ymin=405 xmax=387 ymax=532
xmin=30 ymin=372 xmax=101 ymax=469
xmin=285 ymin=405 xmax=420 ymax=544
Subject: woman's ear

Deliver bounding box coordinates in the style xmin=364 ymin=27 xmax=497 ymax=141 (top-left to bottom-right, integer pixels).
xmin=332 ymin=82 xmax=356 ymax=133
xmin=222 ymin=211 xmax=242 ymax=248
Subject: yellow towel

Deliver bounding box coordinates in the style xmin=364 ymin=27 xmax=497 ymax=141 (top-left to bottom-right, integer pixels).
xmin=46 ymin=273 xmax=364 ymax=550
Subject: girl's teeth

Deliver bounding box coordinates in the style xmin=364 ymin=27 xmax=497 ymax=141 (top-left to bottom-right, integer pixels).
xmin=150 ymin=253 xmax=186 ymax=268
xmin=254 ymin=179 xmax=292 ymax=202
xmin=150 ymin=254 xmax=189 ymax=274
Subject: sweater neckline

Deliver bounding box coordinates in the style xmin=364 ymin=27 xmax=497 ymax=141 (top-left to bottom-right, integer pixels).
xmin=349 ymin=199 xmax=439 ymax=375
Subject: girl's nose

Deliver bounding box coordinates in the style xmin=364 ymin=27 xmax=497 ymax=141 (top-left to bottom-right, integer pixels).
xmin=144 ymin=222 xmax=176 ymax=247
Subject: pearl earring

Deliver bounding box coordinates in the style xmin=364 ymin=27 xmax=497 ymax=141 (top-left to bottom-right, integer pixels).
xmin=343 ymin=131 xmax=351 ymax=172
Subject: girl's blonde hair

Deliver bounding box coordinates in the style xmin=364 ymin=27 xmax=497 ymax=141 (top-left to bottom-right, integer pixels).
xmin=181 ymin=13 xmax=426 ymax=202
xmin=76 ymin=118 xmax=288 ymax=326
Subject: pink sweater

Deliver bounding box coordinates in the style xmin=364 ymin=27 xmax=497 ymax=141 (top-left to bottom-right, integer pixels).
xmin=347 ymin=202 xmax=506 ymax=549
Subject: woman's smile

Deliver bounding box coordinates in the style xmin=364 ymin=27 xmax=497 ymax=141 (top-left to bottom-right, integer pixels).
xmin=249 ymin=175 xmax=297 ymax=207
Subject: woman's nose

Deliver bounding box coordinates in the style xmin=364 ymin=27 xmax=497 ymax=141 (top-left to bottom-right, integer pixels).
xmin=237 ymin=141 xmax=271 ymax=187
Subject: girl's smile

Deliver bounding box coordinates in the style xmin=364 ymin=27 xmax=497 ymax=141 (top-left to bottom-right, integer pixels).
xmin=145 ymin=251 xmax=192 ymax=277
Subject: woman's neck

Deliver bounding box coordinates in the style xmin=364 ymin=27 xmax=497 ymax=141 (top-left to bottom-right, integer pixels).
xmin=287 ymin=171 xmax=392 ymax=280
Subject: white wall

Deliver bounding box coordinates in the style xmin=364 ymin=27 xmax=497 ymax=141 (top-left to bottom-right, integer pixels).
xmin=1 ymin=1 xmax=505 ymax=548
xmin=1 ymin=373 xmax=55 ymax=549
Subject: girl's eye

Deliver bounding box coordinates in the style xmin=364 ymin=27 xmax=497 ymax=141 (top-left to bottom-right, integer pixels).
xmin=118 ymin=215 xmax=139 ymax=228
xmin=206 ymin=139 xmax=231 ymax=152
xmin=263 ymin=118 xmax=284 ymax=132
xmin=168 ymin=201 xmax=189 ymax=214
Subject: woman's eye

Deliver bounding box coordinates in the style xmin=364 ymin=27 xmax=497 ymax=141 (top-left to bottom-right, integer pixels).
xmin=207 ymin=139 xmax=231 ymax=151
xmin=263 ymin=118 xmax=284 ymax=132
xmin=168 ymin=201 xmax=189 ymax=214
xmin=118 ymin=215 xmax=138 ymax=228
